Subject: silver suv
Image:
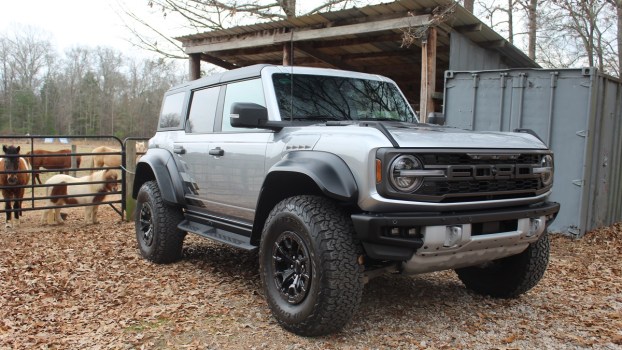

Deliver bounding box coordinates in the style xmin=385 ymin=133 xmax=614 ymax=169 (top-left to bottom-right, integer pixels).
xmin=133 ymin=64 xmax=559 ymax=336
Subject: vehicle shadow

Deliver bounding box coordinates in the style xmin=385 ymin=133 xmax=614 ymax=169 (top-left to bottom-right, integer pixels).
xmin=178 ymin=238 xmax=492 ymax=332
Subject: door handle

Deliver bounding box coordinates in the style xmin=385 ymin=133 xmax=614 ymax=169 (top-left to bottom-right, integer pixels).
xmin=209 ymin=147 xmax=224 ymax=156
xmin=173 ymin=145 xmax=186 ymax=154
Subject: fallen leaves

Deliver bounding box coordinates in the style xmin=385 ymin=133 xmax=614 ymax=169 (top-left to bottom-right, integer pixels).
xmin=1 ymin=209 xmax=621 ymax=349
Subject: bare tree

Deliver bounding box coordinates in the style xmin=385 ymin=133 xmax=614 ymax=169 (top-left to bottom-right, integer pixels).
xmin=119 ymin=0 xmax=370 ymax=59
xmin=514 ymin=0 xmax=538 ymax=60
xmin=5 ymin=25 xmax=53 ymax=91
xmin=536 ymin=0 xmax=618 ymax=76
xmin=476 ymin=0 xmax=515 ymax=44
xmin=0 ymin=25 xmax=54 ymax=133
xmin=95 ymin=47 xmax=125 ymax=135
xmin=605 ymin=0 xmax=622 ymax=75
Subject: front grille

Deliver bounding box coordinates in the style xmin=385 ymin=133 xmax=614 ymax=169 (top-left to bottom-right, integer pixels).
xmin=421 ymin=153 xmax=540 ymax=166
xmin=377 ymin=149 xmax=552 ymax=203
xmin=419 ymin=179 xmax=541 ymax=196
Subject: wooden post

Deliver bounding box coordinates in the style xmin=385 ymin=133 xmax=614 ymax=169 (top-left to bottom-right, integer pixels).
xmin=70 ymin=144 xmax=77 ymax=177
xmin=419 ymin=27 xmax=437 ymax=123
xmin=189 ymin=53 xmax=201 ymax=80
xmin=283 ymin=42 xmax=293 ymax=66
xmin=124 ymin=141 xmax=137 ymax=222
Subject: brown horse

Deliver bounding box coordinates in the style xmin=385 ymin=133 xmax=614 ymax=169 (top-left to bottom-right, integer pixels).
xmin=26 ymin=149 xmax=82 ymax=184
xmin=0 ymin=145 xmax=31 ymax=228
xmin=88 ymin=142 xmax=145 ymax=170
xmin=91 ymin=146 xmax=121 ymax=168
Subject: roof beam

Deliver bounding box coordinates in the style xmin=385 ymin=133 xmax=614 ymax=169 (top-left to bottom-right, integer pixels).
xmin=200 ymin=53 xmax=238 ymax=70
xmin=453 ymin=23 xmax=483 ymax=33
xmin=480 ymin=40 xmax=507 ymax=48
xmin=185 ymin=14 xmax=432 ymax=54
xmin=295 ymin=44 xmax=356 ymax=71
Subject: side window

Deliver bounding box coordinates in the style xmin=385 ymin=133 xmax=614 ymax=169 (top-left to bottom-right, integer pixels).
xmin=221 ymin=79 xmax=265 ymax=132
xmin=186 ymin=87 xmax=220 ymax=133
xmin=158 ymin=92 xmax=185 ymax=130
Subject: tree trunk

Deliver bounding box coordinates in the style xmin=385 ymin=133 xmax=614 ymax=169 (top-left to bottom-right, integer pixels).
xmin=463 ymin=0 xmax=474 ymax=12
xmin=617 ymin=0 xmax=622 ymax=75
xmin=527 ymin=0 xmax=537 ymax=60
xmin=508 ymin=0 xmax=514 ymax=44
xmin=280 ymin=0 xmax=296 ymax=18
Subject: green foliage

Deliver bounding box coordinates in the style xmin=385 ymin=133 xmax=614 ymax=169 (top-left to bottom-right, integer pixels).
xmin=0 ymin=29 xmax=185 ymax=137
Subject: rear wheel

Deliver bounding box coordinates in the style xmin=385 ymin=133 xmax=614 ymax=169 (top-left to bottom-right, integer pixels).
xmin=259 ymin=195 xmax=363 ymax=336
xmin=135 ymin=180 xmax=186 ymax=263
xmin=455 ymin=232 xmax=550 ymax=298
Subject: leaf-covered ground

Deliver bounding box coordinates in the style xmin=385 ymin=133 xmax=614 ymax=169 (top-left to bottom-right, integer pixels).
xmin=1 ymin=206 xmax=621 ymax=349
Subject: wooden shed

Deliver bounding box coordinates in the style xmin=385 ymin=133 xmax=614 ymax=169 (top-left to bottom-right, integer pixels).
xmin=176 ymin=0 xmax=538 ymax=121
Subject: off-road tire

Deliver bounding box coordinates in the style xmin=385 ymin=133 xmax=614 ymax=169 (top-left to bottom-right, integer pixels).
xmin=135 ymin=180 xmax=186 ymax=263
xmin=455 ymin=232 xmax=550 ymax=298
xmin=259 ymin=195 xmax=364 ymax=336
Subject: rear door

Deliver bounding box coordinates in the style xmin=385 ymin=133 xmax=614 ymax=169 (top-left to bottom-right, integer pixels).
xmin=173 ymin=86 xmax=222 ymax=210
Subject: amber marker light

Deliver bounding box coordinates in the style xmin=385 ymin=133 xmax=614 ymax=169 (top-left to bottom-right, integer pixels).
xmin=376 ymin=159 xmax=382 ymax=183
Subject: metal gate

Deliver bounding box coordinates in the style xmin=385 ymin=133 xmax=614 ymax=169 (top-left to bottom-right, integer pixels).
xmin=0 ymin=135 xmax=147 ymax=226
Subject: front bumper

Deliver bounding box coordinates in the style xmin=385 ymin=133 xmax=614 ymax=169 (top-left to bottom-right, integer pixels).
xmin=351 ymin=202 xmax=560 ymax=266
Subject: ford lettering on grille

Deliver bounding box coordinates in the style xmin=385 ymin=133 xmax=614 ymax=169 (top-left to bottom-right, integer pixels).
xmin=445 ymin=164 xmax=535 ymax=180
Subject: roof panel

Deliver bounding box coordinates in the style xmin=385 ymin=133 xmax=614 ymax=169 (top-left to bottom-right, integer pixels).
xmin=176 ymin=0 xmax=537 ymax=69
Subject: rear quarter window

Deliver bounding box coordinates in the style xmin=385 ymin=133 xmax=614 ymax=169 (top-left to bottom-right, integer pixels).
xmin=158 ymin=91 xmax=186 ymax=130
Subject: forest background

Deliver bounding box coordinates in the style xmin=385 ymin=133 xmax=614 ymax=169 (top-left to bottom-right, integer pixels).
xmin=1 ymin=0 xmax=620 ymax=138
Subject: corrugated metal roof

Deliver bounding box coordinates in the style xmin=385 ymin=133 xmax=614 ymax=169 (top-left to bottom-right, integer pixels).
xmin=176 ymin=0 xmax=538 ymax=103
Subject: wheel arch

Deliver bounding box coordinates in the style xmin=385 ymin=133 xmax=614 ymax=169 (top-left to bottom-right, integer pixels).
xmin=132 ymin=148 xmax=185 ymax=206
xmin=250 ymin=151 xmax=358 ymax=245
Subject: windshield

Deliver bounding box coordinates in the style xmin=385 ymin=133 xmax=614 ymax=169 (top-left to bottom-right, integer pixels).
xmin=272 ymin=73 xmax=418 ymax=123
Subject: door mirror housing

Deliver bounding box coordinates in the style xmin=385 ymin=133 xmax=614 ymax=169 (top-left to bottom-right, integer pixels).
xmin=230 ymin=102 xmax=268 ymax=128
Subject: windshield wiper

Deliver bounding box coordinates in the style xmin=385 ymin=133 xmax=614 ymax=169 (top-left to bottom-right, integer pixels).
xmin=357 ymin=117 xmax=403 ymax=122
xmin=290 ymin=115 xmax=344 ymax=121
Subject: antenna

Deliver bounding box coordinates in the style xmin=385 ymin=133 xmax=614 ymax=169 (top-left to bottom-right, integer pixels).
xmin=289 ymin=34 xmax=294 ymax=122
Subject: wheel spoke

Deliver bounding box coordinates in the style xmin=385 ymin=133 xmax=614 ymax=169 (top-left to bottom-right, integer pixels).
xmin=272 ymin=231 xmax=312 ymax=305
xmin=139 ymin=204 xmax=153 ymax=245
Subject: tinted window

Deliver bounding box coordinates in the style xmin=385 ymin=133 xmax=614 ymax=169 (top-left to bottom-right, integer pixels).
xmin=158 ymin=92 xmax=185 ymax=129
xmin=221 ymin=79 xmax=265 ymax=132
xmin=272 ymin=73 xmax=417 ymax=123
xmin=186 ymin=87 xmax=220 ymax=133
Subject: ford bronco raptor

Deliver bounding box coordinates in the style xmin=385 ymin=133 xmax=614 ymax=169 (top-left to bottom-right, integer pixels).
xmin=132 ymin=64 xmax=559 ymax=336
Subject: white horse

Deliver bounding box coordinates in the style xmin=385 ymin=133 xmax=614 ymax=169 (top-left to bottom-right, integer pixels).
xmin=41 ymin=169 xmax=118 ymax=225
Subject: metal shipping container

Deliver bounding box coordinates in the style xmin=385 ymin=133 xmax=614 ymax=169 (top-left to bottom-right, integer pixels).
xmin=443 ymin=67 xmax=622 ymax=236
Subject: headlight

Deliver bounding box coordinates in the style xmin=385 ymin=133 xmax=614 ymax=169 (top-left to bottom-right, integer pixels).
xmin=389 ymin=155 xmax=424 ymax=192
xmin=535 ymin=154 xmax=554 ymax=186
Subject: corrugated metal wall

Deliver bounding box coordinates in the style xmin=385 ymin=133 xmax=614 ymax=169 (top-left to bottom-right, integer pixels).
xmin=443 ymin=68 xmax=622 ymax=236
xmin=449 ymin=32 xmax=509 ymax=71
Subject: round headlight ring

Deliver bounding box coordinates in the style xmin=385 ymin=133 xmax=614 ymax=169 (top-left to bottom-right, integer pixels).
xmin=541 ymin=154 xmax=554 ymax=186
xmin=389 ymin=155 xmax=424 ymax=192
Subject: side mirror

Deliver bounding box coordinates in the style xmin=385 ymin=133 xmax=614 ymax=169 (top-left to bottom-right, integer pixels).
xmin=230 ymin=102 xmax=268 ymax=128
xmin=427 ymin=112 xmax=445 ymax=125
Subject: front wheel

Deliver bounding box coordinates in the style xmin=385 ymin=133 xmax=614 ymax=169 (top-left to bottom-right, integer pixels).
xmin=455 ymin=232 xmax=550 ymax=298
xmin=135 ymin=180 xmax=186 ymax=263
xmin=259 ymin=195 xmax=363 ymax=336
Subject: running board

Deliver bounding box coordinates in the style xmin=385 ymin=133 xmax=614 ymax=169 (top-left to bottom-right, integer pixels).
xmin=177 ymin=219 xmax=257 ymax=251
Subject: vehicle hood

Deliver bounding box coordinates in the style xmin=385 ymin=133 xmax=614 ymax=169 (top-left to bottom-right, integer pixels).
xmin=385 ymin=124 xmax=546 ymax=149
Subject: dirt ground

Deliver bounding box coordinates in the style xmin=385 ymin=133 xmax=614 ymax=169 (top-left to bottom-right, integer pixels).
xmin=0 ymin=204 xmax=620 ymax=349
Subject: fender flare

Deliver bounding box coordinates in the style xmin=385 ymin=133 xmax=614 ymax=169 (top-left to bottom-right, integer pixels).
xmin=265 ymin=151 xmax=358 ymax=201
xmin=132 ymin=148 xmax=185 ymax=206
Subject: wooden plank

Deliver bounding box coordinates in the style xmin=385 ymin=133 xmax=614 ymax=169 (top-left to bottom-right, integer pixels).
xmin=419 ymin=27 xmax=437 ymax=122
xmin=189 ymin=54 xmax=201 ymax=80
xmin=185 ymin=14 xmax=432 ymax=54
xmin=295 ymin=44 xmax=356 ymax=71
xmin=453 ymin=23 xmax=483 ymax=33
xmin=200 ymin=53 xmax=238 ymax=70
xmin=283 ymin=42 xmax=293 ymax=66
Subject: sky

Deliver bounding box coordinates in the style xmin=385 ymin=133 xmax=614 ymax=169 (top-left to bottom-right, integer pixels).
xmin=0 ymin=0 xmax=185 ymax=59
